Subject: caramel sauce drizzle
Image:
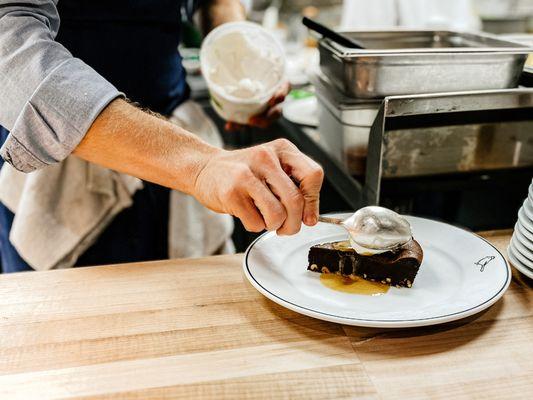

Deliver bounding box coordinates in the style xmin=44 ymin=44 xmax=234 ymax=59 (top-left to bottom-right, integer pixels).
xmin=320 ymin=273 xmax=389 ymax=296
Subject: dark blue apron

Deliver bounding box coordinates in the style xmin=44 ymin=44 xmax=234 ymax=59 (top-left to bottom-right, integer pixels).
xmin=0 ymin=0 xmax=199 ymax=272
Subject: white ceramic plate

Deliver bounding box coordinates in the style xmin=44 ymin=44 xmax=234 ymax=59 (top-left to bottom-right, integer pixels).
xmin=507 ymin=246 xmax=533 ymax=279
xmin=518 ymin=207 xmax=533 ymax=233
xmin=523 ymin=199 xmax=533 ymax=221
xmin=510 ymin=236 xmax=533 ymax=266
xmin=517 ymin=221 xmax=533 ymax=243
xmin=244 ymin=214 xmax=511 ymax=328
xmin=282 ymin=97 xmax=319 ymax=127
xmin=513 ymin=227 xmax=533 ymax=255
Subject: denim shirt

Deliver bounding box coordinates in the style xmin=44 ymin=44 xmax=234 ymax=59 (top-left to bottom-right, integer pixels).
xmin=0 ymin=0 xmax=201 ymax=173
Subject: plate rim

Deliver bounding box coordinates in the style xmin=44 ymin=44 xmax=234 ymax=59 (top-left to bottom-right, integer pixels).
xmin=516 ymin=221 xmax=533 ymax=243
xmin=507 ymin=246 xmax=533 ymax=279
xmin=518 ymin=207 xmax=533 ymax=233
xmin=509 ymin=237 xmax=533 ymax=268
xmin=243 ymin=215 xmax=511 ymax=328
xmin=512 ymin=230 xmax=533 ymax=261
xmin=523 ymin=199 xmax=533 ymax=220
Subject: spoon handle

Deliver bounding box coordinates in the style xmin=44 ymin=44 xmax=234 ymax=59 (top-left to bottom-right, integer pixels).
xmin=318 ymin=216 xmax=344 ymax=225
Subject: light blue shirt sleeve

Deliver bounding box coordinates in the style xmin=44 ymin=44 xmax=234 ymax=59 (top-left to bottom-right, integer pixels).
xmin=0 ymin=0 xmax=123 ymax=172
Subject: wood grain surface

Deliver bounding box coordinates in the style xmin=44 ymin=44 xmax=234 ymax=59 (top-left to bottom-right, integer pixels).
xmin=0 ymin=230 xmax=531 ymax=399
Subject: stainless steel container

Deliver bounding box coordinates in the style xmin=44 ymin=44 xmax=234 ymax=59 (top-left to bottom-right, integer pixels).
xmin=313 ymin=74 xmax=380 ymax=175
xmin=381 ymin=121 xmax=533 ymax=178
xmin=314 ymin=73 xmax=533 ymax=180
xmin=502 ymin=34 xmax=533 ymax=68
xmin=363 ymin=89 xmax=533 ymax=204
xmin=319 ymin=30 xmax=532 ymax=98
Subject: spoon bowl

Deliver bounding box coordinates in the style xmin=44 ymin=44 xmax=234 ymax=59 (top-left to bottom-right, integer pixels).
xmin=318 ymin=206 xmax=412 ymax=253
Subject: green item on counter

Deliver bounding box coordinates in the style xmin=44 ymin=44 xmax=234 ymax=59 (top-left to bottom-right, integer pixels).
xmin=288 ymin=89 xmax=315 ymax=100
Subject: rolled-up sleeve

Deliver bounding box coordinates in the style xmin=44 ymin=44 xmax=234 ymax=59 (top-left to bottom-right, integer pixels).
xmin=0 ymin=0 xmax=123 ymax=172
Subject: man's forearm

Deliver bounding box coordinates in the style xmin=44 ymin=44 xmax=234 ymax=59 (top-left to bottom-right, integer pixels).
xmin=73 ymin=97 xmax=324 ymax=236
xmin=200 ymin=0 xmax=246 ymax=35
xmin=72 ymin=99 xmax=219 ymax=195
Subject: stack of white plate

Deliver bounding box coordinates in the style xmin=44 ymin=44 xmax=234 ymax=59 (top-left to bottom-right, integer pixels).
xmin=508 ymin=180 xmax=533 ymax=279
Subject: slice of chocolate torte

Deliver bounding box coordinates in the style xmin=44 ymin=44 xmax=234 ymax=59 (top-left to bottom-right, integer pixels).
xmin=308 ymin=240 xmax=423 ymax=287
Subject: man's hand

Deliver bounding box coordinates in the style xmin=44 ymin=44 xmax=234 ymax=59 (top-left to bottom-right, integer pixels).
xmin=75 ymin=100 xmax=323 ymax=236
xmin=225 ymin=81 xmax=291 ymax=132
xmin=193 ymin=138 xmax=324 ymax=235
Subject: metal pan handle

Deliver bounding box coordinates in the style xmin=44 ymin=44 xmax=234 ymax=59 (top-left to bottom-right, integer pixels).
xmin=302 ymin=17 xmax=365 ymax=50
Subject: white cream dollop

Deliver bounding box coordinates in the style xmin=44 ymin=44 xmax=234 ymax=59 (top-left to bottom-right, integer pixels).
xmin=343 ymin=206 xmax=412 ymax=255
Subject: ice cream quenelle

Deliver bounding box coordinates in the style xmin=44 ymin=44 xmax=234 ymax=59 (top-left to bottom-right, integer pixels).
xmin=309 ymin=207 xmax=423 ymax=288
xmin=343 ymin=206 xmax=413 ymax=256
xmin=200 ymin=22 xmax=285 ymax=124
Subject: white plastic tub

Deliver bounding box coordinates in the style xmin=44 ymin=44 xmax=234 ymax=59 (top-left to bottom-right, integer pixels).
xmin=200 ymin=22 xmax=286 ymax=124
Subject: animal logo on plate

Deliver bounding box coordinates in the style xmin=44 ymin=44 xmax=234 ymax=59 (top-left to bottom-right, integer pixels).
xmin=475 ymin=256 xmax=495 ymax=272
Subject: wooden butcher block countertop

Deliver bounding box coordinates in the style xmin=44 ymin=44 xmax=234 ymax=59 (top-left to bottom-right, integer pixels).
xmin=0 ymin=230 xmax=532 ymax=399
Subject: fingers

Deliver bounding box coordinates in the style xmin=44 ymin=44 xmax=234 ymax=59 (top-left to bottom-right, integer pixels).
xmin=261 ymin=168 xmax=304 ymax=235
xmin=232 ymin=195 xmax=266 ymax=233
xmin=226 ymin=81 xmax=290 ymax=131
xmin=225 ymin=121 xmax=245 ymax=132
xmin=271 ymin=81 xmax=291 ymax=105
xmin=219 ymin=138 xmax=322 ymax=235
xmin=229 ymin=166 xmax=287 ymax=233
xmin=225 ymin=107 xmax=280 ymax=130
xmin=199 ymin=137 xmax=321 ymax=235
xmin=223 ymin=166 xmax=267 ymax=233
xmin=268 ymin=172 xmax=304 ymax=235
xmin=251 ymin=145 xmax=304 ymax=235
xmin=271 ymin=139 xmax=324 ymax=226
xmin=246 ymin=81 xmax=290 ymax=129
xmin=247 ymin=178 xmax=287 ymax=231
xmin=284 ymin=152 xmax=323 ymax=226
xmin=249 ymin=105 xmax=282 ymax=129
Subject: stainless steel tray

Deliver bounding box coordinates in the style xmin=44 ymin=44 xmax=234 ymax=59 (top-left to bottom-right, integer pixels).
xmin=363 ymin=89 xmax=533 ymax=203
xmin=319 ymin=30 xmax=532 ymax=98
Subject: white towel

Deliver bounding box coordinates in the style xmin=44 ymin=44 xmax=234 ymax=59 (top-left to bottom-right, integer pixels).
xmin=167 ymin=101 xmax=235 ymax=258
xmin=0 ymin=159 xmax=142 ymax=270
xmin=0 ymin=100 xmax=234 ymax=270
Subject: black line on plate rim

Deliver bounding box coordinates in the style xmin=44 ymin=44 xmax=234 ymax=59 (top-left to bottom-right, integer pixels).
xmin=244 ymin=215 xmax=511 ymax=323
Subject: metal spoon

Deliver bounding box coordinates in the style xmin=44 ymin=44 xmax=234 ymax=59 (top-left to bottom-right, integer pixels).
xmin=318 ymin=206 xmax=412 ymax=253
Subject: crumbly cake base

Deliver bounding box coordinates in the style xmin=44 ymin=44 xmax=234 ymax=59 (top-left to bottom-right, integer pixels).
xmin=307 ymin=240 xmax=423 ymax=288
